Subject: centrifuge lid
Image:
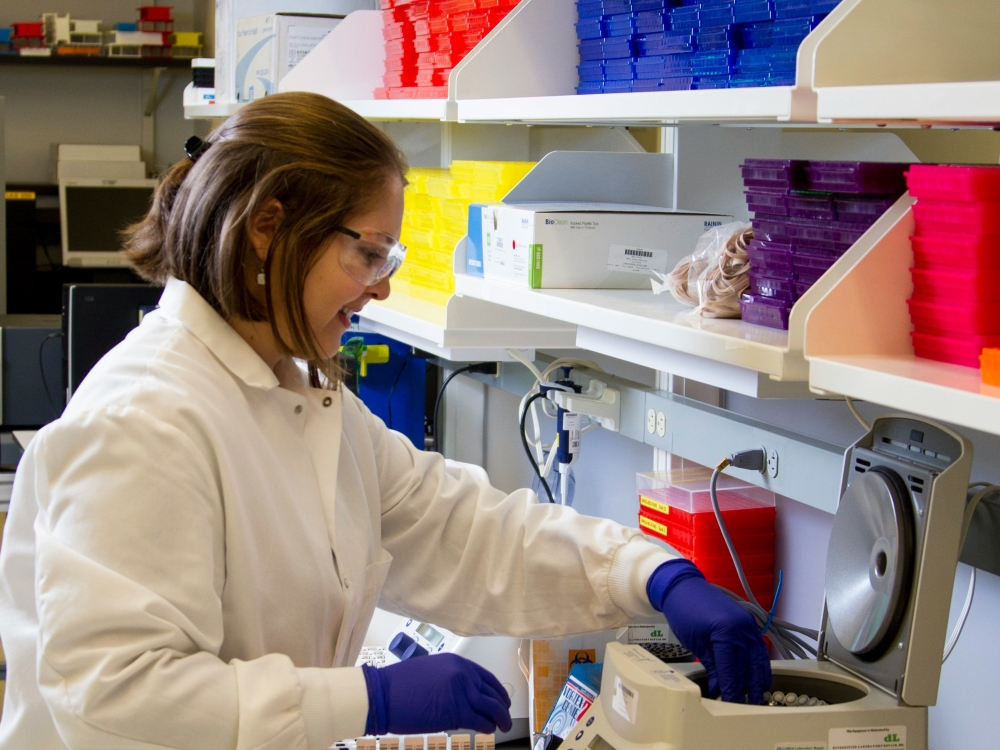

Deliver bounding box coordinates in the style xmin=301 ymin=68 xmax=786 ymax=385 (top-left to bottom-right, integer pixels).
xmin=825 ymin=467 xmax=916 ymax=659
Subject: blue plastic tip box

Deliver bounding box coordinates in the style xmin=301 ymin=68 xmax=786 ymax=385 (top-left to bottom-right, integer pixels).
xmin=668 ymin=6 xmax=701 ymax=28
xmin=733 ymin=0 xmax=774 ymax=23
xmin=604 ymin=59 xmax=637 ymax=80
xmin=577 ymin=0 xmax=632 ymax=18
xmin=603 ymin=80 xmax=633 ymax=92
xmin=632 ymin=0 xmax=668 ymax=11
xmin=602 ymin=38 xmax=636 ymax=58
xmin=576 ymin=19 xmax=607 ymax=40
xmin=693 ymin=75 xmax=731 ymax=89
xmin=578 ymin=39 xmax=605 ymax=60
xmin=578 ymin=61 xmax=605 ymax=81
xmin=637 ymin=30 xmax=694 ymax=55
xmin=577 ymin=81 xmax=603 ymax=94
xmin=774 ymin=0 xmax=813 ymax=18
xmin=606 ymin=13 xmax=638 ymax=36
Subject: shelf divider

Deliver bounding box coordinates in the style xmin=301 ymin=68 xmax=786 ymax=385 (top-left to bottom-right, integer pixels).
xmin=805 ymin=198 xmax=1000 ymax=438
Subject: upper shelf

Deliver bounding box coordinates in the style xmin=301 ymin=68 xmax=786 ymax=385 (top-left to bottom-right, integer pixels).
xmin=805 ymin=200 xmax=1000 ymax=439
xmin=0 ymin=54 xmax=190 ymax=69
xmin=198 ymin=0 xmax=1000 ymax=126
xmin=816 ymin=81 xmax=1000 ymax=126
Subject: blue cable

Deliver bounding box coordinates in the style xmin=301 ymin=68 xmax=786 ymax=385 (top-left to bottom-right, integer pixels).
xmin=760 ymin=569 xmax=783 ymax=636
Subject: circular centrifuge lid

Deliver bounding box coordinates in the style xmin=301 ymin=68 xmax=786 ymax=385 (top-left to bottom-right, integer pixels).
xmin=825 ymin=467 xmax=916 ymax=658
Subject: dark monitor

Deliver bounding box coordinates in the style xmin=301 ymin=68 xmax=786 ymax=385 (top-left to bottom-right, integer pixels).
xmin=63 ymin=284 xmax=162 ymax=398
xmin=59 ymin=179 xmax=157 ymax=268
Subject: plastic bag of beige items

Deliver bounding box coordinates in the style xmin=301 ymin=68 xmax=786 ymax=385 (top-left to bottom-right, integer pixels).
xmin=652 ymin=222 xmax=753 ymax=318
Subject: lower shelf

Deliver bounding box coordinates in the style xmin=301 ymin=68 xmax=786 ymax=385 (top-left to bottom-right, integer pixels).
xmin=809 ymin=355 xmax=1000 ymax=437
xmin=357 ymin=290 xmax=576 ymax=361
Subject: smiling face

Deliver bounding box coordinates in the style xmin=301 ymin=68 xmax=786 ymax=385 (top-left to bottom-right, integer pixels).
xmin=302 ymin=176 xmax=405 ymax=357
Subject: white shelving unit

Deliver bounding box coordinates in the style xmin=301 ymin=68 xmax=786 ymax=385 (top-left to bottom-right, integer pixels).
xmin=805 ymin=200 xmax=1000 ymax=438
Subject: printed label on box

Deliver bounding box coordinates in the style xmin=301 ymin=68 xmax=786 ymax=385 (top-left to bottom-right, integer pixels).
xmin=607 ymin=244 xmax=669 ymax=274
xmin=776 ymin=744 xmax=825 ymax=750
xmin=612 ymin=676 xmax=639 ymax=724
xmin=829 ymin=727 xmax=905 ymax=750
xmin=286 ymin=25 xmax=333 ymax=69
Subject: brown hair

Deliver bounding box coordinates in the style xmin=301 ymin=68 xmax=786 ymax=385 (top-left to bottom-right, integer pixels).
xmin=124 ymin=92 xmax=408 ymax=386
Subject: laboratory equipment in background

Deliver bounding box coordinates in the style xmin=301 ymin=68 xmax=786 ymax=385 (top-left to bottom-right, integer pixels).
xmin=183 ymin=58 xmax=217 ymax=108
xmin=383 ymin=616 xmax=529 ymax=742
xmin=59 ymin=178 xmax=157 ymax=268
xmin=904 ymin=164 xmax=1000 ymax=369
xmin=56 ymin=144 xmax=147 ymax=181
xmin=235 ymin=13 xmax=344 ymax=102
xmin=468 ymin=203 xmax=731 ymax=289
xmin=574 ymin=0 xmax=842 ymax=95
xmin=339 ymin=332 xmax=427 ymax=448
xmin=636 ymin=466 xmax=776 ymax=608
xmin=63 ymin=284 xmax=161 ymax=399
xmin=214 ymin=0 xmax=377 ymax=106
xmin=0 ymin=316 xmax=64 ymax=429
xmin=561 ymin=416 xmax=973 ymax=750
xmin=741 ymin=159 xmax=909 ymax=329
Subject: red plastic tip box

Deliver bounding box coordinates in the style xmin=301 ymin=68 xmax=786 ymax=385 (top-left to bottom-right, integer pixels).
xmin=637 ymin=469 xmax=775 ymax=608
xmin=139 ymin=6 xmax=174 ymax=21
xmin=11 ymin=22 xmax=43 ymax=38
xmin=982 ymin=348 xmax=1000 ymax=386
xmin=906 ymin=164 xmax=1000 ymax=202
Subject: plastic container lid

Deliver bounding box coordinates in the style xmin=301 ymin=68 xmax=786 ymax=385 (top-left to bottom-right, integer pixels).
xmin=792 ymin=248 xmax=839 ymax=273
xmin=906 ymin=164 xmax=1000 ymax=202
xmin=636 ymin=467 xmax=776 ymax=514
xmin=787 ymin=193 xmax=836 ymax=221
xmin=740 ymin=158 xmax=809 ymax=189
xmin=912 ymin=199 xmax=1000 ymax=236
xmin=750 ymin=271 xmax=798 ymax=301
xmin=910 ymin=266 xmax=1000 ymax=304
xmin=911 ymin=330 xmax=1000 ymax=369
xmin=908 ymin=297 xmax=1000 ymax=336
xmin=804 ymin=161 xmax=908 ymax=195
xmin=833 ymin=195 xmax=896 ymax=221
xmin=740 ymin=293 xmax=792 ymax=329
xmin=745 ymin=189 xmax=790 ymax=216
xmin=910 ymin=233 xmax=1000 ymax=270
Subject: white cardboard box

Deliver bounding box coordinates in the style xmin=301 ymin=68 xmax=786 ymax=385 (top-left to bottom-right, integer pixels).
xmin=474 ymin=203 xmax=731 ymax=289
xmin=58 ymin=144 xmax=142 ymax=162
xmin=234 ymin=13 xmax=344 ymax=102
xmin=57 ymin=160 xmax=147 ymax=180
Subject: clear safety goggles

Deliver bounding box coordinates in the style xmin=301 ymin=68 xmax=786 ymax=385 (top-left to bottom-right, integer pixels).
xmin=334 ymin=226 xmax=407 ymax=287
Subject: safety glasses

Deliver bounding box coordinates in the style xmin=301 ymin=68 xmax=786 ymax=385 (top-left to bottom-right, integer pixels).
xmin=334 ymin=226 xmax=407 ymax=287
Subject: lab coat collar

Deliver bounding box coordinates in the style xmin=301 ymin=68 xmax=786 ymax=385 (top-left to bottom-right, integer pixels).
xmin=158 ymin=277 xmax=281 ymax=391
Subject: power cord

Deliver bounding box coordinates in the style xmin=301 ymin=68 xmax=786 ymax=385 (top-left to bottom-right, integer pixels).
xmin=431 ymin=362 xmax=497 ymax=453
xmin=710 ymin=451 xmax=819 ymax=660
xmin=386 ymin=352 xmax=412 ymax=430
xmin=844 ymin=396 xmax=871 ymax=431
xmin=520 ymin=391 xmax=555 ymax=504
xmin=39 ymin=331 xmax=65 ymax=419
xmin=942 ymin=482 xmax=1000 ymax=663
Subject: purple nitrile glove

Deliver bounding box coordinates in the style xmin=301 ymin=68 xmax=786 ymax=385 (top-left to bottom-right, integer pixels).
xmin=362 ymin=653 xmax=513 ymax=736
xmin=647 ymin=559 xmax=771 ymax=704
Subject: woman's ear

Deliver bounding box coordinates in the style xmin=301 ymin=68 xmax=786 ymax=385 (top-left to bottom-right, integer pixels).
xmin=247 ymin=199 xmax=286 ymax=262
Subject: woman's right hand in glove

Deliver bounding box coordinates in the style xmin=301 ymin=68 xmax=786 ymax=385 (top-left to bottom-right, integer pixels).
xmin=362 ymin=653 xmax=513 ymax=736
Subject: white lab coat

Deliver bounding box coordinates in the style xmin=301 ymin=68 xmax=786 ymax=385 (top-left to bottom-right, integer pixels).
xmin=0 ymin=278 xmax=672 ymax=750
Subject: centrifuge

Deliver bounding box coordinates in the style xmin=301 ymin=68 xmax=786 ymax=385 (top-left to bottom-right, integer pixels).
xmin=560 ymin=416 xmax=972 ymax=750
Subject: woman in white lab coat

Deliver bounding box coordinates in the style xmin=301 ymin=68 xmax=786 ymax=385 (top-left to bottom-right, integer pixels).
xmin=0 ymin=93 xmax=769 ymax=750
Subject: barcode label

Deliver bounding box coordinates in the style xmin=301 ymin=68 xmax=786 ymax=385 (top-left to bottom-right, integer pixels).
xmin=607 ymin=244 xmax=669 ymax=274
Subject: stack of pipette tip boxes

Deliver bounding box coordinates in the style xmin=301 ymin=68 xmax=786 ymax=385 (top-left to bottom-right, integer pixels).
xmin=740 ymin=159 xmax=908 ymax=330
xmin=396 ymin=160 xmax=534 ymax=305
xmin=378 ymin=0 xmax=520 ymax=100
xmin=904 ymin=165 xmax=1000 ymax=372
xmin=637 ymin=467 xmax=776 ymax=609
xmin=575 ymin=0 xmax=841 ymax=94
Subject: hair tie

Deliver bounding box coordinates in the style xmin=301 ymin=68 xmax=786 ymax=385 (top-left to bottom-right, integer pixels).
xmin=184 ymin=135 xmax=211 ymax=163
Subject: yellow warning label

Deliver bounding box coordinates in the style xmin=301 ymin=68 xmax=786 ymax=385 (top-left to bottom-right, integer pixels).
xmin=5 ymin=191 xmax=36 ymax=201
xmin=639 ymin=516 xmax=668 ymax=537
xmin=639 ymin=495 xmax=670 ymax=515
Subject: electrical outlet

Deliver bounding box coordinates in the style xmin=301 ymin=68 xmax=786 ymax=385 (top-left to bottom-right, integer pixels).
xmin=656 ymin=411 xmax=666 ymax=437
xmin=767 ymin=448 xmax=779 ymax=478
xmin=646 ymin=408 xmax=656 ymax=434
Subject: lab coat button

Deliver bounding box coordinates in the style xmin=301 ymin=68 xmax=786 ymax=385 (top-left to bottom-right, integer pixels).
xmin=323 ymin=396 xmax=333 ymax=407
xmin=294 ymin=405 xmax=303 ymax=414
